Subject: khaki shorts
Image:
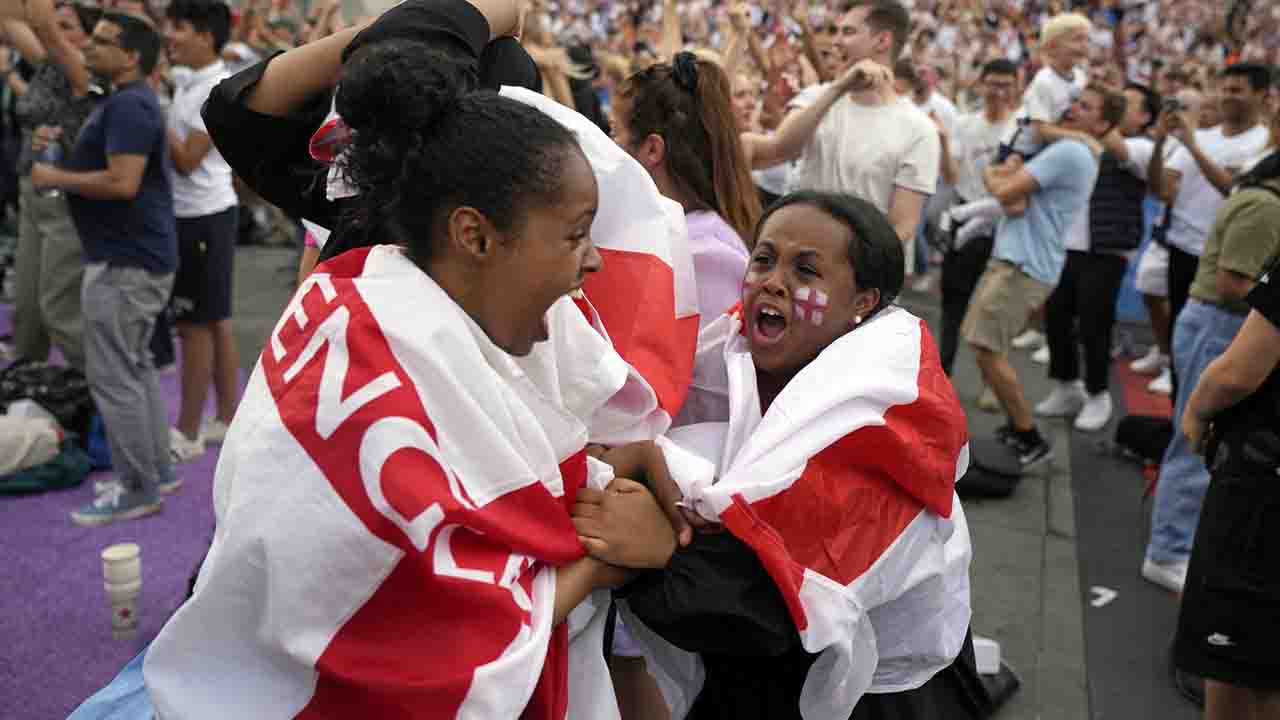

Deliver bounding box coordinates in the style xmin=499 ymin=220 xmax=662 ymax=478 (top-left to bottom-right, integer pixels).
xmin=961 ymin=259 xmax=1053 ymax=354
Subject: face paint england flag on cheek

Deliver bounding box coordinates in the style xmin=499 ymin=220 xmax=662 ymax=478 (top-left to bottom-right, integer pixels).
xmin=794 ymin=286 xmax=829 ymax=326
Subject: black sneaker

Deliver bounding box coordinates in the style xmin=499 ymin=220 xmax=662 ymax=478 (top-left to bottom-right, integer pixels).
xmin=994 ymin=424 xmax=1017 ymax=446
xmin=1010 ymin=433 xmax=1053 ymax=470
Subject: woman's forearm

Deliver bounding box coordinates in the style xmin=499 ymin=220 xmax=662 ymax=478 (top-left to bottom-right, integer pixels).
xmin=554 ymin=556 xmax=626 ymax=625
xmin=244 ymin=24 xmax=364 ymax=116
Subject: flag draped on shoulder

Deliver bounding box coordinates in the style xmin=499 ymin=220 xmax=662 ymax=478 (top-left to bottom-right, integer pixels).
xmin=500 ymin=88 xmax=700 ymax=422
xmin=143 ymin=246 xmax=632 ymax=719
xmin=647 ymin=305 xmax=973 ymax=719
xmin=311 ymin=87 xmax=699 ymax=424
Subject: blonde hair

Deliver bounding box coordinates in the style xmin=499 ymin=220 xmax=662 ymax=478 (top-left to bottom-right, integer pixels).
xmin=1039 ymin=13 xmax=1090 ymax=48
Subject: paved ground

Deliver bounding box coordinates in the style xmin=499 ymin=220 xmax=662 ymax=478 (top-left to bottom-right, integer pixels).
xmin=227 ymin=246 xmax=1197 ymax=719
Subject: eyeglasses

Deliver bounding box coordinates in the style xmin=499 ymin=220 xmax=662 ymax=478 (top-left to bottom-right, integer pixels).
xmin=89 ymin=34 xmax=123 ymax=49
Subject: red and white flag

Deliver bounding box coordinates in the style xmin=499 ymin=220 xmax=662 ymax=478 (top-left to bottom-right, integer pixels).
xmin=499 ymin=88 xmax=700 ymax=422
xmin=636 ymin=305 xmax=973 ymax=719
xmin=143 ymin=245 xmax=644 ymax=719
xmin=312 ymin=88 xmax=700 ymax=423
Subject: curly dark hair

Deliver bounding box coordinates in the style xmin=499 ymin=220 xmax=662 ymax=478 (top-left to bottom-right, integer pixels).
xmin=334 ymin=40 xmax=585 ymax=268
xmin=755 ymin=191 xmax=904 ymax=318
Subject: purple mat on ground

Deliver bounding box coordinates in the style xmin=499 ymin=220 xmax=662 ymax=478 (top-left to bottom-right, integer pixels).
xmin=0 ymin=301 xmax=234 ymax=719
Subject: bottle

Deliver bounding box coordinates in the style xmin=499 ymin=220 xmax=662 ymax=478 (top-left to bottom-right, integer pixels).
xmin=37 ymin=139 xmax=63 ymax=199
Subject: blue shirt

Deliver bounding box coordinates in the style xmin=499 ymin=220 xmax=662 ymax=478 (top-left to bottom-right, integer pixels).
xmin=66 ymin=81 xmax=177 ymax=273
xmin=992 ymin=139 xmax=1098 ymax=286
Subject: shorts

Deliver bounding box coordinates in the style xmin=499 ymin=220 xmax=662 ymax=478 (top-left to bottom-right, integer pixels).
xmin=1174 ymin=468 xmax=1280 ymax=690
xmin=172 ymin=206 xmax=239 ymax=324
xmin=961 ymin=259 xmax=1052 ymax=355
xmin=1134 ymin=241 xmax=1169 ymax=297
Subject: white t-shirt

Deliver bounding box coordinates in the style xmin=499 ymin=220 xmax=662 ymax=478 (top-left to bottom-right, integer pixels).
xmin=1164 ymin=124 xmax=1271 ymax=256
xmin=948 ymin=111 xmax=1015 ymax=203
xmin=167 ymin=61 xmax=237 ymax=218
xmin=1004 ymin=66 xmax=1088 ymax=157
xmin=787 ymin=93 xmax=941 ymax=214
xmin=1064 ymin=137 xmax=1153 ymax=254
xmin=918 ymin=91 xmax=959 ymax=136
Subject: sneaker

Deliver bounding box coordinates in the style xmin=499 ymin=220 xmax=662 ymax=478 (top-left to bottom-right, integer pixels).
xmin=977 ymin=386 xmax=1001 ymax=413
xmin=1011 ymin=329 xmax=1045 ymax=350
xmin=1130 ymin=346 xmax=1168 ymax=376
xmin=200 ymin=418 xmax=231 ymax=445
xmin=1148 ymin=367 xmax=1173 ymax=396
xmin=70 ymin=485 xmax=161 ymax=527
xmin=1030 ymin=345 xmax=1050 ymax=365
xmin=1074 ymin=391 xmax=1113 ymax=432
xmin=910 ymin=274 xmax=935 ymax=293
xmin=93 ymin=477 xmax=183 ymax=495
xmin=994 ymin=424 xmax=1017 ymax=446
xmin=1035 ymin=381 xmax=1087 ymax=417
xmin=1141 ymin=557 xmax=1188 ymax=593
xmin=170 ymin=427 xmax=205 ymax=463
xmin=1010 ymin=432 xmax=1053 ymax=470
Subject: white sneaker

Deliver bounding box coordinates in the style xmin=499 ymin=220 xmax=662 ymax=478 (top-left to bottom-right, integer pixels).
xmin=1148 ymin=367 xmax=1173 ymax=396
xmin=1031 ymin=345 xmax=1050 ymax=365
xmin=1074 ymin=391 xmax=1113 ymax=432
xmin=1012 ymin=329 xmax=1045 ymax=350
xmin=200 ymin=418 xmax=231 ymax=445
xmin=1035 ymin=381 xmax=1087 ymax=417
xmin=1142 ymin=557 xmax=1188 ymax=593
xmin=169 ymin=427 xmax=205 ymax=463
xmin=1130 ymin=346 xmax=1168 ymax=375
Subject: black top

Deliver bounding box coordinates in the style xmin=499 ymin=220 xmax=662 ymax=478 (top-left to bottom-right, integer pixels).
xmin=621 ymin=532 xmax=817 ymax=720
xmin=623 ymin=532 xmax=984 ymax=720
xmin=200 ymin=0 xmax=541 ymax=260
xmin=1218 ymin=257 xmax=1280 ymax=433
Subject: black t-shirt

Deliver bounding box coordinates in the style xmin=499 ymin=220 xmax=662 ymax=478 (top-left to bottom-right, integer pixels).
xmin=200 ymin=0 xmax=540 ymax=260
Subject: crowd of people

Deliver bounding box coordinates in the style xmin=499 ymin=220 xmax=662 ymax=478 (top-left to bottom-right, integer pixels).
xmin=0 ymin=0 xmax=1276 ymax=716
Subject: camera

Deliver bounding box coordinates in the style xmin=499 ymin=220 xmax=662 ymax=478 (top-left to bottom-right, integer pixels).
xmin=1162 ymin=98 xmax=1185 ymax=114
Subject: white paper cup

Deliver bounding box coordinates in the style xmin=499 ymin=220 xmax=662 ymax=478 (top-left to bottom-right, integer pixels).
xmin=102 ymin=543 xmax=141 ymax=585
xmin=104 ymin=579 xmax=141 ymax=639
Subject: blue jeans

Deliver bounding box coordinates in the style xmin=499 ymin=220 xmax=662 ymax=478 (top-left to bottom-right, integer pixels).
xmin=1145 ymin=300 xmax=1246 ymax=565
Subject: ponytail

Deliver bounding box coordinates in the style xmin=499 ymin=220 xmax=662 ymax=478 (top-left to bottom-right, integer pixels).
xmin=619 ymin=53 xmax=762 ymax=245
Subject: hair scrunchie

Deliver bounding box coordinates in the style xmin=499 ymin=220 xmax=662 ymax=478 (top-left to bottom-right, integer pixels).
xmin=672 ymin=51 xmax=700 ymax=94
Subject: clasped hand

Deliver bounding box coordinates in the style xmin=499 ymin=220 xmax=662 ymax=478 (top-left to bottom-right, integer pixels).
xmin=572 ymin=478 xmax=678 ymax=569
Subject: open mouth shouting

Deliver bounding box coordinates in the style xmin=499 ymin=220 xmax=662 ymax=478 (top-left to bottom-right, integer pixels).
xmin=752 ymin=303 xmax=789 ymax=347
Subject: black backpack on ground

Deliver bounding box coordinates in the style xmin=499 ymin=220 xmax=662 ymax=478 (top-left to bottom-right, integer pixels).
xmin=1113 ymin=415 xmax=1173 ymax=465
xmin=0 ymin=360 xmax=95 ymax=441
xmin=957 ymin=436 xmax=1022 ymax=499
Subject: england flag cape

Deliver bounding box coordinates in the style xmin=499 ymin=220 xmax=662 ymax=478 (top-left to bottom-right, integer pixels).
xmin=313 ymin=87 xmax=700 ymax=423
xmin=631 ymin=304 xmax=973 ymax=719
xmin=142 ymin=245 xmax=657 ymax=719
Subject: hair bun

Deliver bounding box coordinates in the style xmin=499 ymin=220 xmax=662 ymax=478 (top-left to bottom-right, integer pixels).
xmin=336 ymin=41 xmax=476 ymax=138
